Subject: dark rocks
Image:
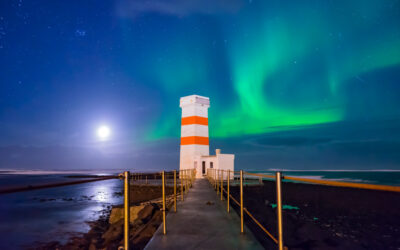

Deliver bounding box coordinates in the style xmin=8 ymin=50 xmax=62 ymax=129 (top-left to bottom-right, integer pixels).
xmin=138 ymin=204 xmax=157 ymax=223
xmin=131 ymin=210 xmax=163 ymax=249
xmin=113 ymin=191 xmax=123 ymax=197
xmin=102 ymin=219 xmax=124 ymax=246
xmin=109 ymin=205 xmax=145 ymax=224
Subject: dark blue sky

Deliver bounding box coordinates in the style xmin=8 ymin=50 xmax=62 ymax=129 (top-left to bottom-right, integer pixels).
xmin=0 ymin=0 xmax=400 ymax=171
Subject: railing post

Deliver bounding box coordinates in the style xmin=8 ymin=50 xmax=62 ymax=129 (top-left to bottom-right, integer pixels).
xmin=174 ymin=170 xmax=177 ymax=212
xmin=213 ymin=169 xmax=216 ymax=189
xmin=240 ymin=170 xmax=244 ymax=234
xmin=215 ymin=169 xmax=217 ymax=190
xmin=215 ymin=170 xmax=217 ymax=192
xmin=190 ymin=169 xmax=192 ymax=187
xmin=123 ymin=171 xmax=130 ymax=250
xmin=211 ymin=169 xmax=213 ymax=187
xmin=162 ymin=171 xmax=166 ymax=235
xmin=220 ymin=170 xmax=223 ymax=200
xmin=276 ymin=172 xmax=283 ymax=250
xmin=217 ymin=170 xmax=220 ymax=194
xmin=183 ymin=170 xmax=185 ymax=194
xmin=215 ymin=169 xmax=217 ymax=189
xmin=185 ymin=170 xmax=189 ymax=193
xmin=180 ymin=170 xmax=184 ymax=201
xmin=227 ymin=169 xmax=230 ymax=213
xmin=187 ymin=170 xmax=189 ymax=189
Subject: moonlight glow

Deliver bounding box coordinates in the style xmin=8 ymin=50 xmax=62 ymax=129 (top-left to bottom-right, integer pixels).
xmin=97 ymin=126 xmax=111 ymax=140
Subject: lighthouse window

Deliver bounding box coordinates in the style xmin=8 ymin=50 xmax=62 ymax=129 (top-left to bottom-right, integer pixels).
xmin=210 ymin=162 xmax=213 ymax=169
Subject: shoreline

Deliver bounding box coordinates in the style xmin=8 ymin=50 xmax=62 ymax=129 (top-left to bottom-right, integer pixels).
xmin=31 ymin=184 xmax=176 ymax=250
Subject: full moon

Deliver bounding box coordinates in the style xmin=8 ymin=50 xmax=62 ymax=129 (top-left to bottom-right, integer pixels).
xmin=97 ymin=125 xmax=111 ymax=140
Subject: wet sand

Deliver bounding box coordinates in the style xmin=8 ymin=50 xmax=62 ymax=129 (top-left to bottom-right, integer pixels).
xmin=230 ymin=180 xmax=400 ymax=249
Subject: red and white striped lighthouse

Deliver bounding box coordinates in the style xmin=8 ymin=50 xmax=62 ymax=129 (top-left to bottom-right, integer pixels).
xmin=179 ymin=95 xmax=210 ymax=176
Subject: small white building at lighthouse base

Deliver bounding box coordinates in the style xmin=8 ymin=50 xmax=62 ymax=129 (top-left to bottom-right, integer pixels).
xmin=193 ymin=149 xmax=234 ymax=179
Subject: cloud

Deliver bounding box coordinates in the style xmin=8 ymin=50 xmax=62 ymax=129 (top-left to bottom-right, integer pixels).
xmin=0 ymin=140 xmax=181 ymax=171
xmin=329 ymin=139 xmax=400 ymax=155
xmin=248 ymin=136 xmax=333 ymax=148
xmin=116 ymin=0 xmax=244 ymax=18
xmin=0 ymin=145 xmax=107 ymax=170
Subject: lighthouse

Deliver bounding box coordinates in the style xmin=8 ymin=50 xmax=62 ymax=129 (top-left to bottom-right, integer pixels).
xmin=179 ymin=95 xmax=234 ymax=179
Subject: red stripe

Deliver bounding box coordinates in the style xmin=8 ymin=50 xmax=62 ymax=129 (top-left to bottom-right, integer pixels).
xmin=181 ymin=116 xmax=208 ymax=126
xmin=181 ymin=136 xmax=209 ymax=145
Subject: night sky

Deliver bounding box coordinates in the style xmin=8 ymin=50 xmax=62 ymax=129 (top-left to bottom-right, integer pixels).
xmin=1 ymin=0 xmax=400 ymax=171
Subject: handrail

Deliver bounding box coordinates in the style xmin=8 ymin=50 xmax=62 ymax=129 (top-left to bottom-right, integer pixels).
xmin=208 ymin=169 xmax=285 ymax=247
xmin=221 ymin=186 xmax=278 ymax=244
xmin=243 ymin=171 xmax=400 ymax=193
xmin=276 ymin=172 xmax=284 ymax=250
xmin=283 ymin=175 xmax=400 ymax=192
xmin=244 ymin=207 xmax=278 ymax=244
xmin=244 ymin=172 xmax=275 ymax=179
xmin=123 ymin=171 xmax=130 ymax=250
xmin=208 ymin=168 xmax=400 ymax=250
xmin=122 ymin=168 xmax=196 ymax=250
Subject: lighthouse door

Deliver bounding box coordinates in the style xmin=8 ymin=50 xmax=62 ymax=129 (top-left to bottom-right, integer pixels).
xmin=202 ymin=161 xmax=206 ymax=175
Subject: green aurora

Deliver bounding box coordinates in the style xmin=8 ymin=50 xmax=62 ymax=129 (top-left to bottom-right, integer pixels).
xmin=121 ymin=0 xmax=400 ymax=140
xmin=1 ymin=0 xmax=400 ymax=171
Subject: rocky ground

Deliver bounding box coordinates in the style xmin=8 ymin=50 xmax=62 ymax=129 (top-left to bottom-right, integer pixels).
xmin=229 ymin=180 xmax=400 ymax=249
xmin=31 ymin=184 xmax=177 ymax=250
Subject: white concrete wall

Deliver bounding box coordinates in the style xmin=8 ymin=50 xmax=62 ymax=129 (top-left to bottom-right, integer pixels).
xmin=181 ymin=124 xmax=208 ymax=137
xmin=181 ymin=105 xmax=209 ymax=118
xmin=180 ymin=145 xmax=209 ymax=171
xmin=193 ymin=153 xmax=234 ymax=179
xmin=216 ymin=154 xmax=235 ymax=179
xmin=193 ymin=156 xmax=216 ymax=178
xmin=180 ymin=95 xmax=210 ymax=108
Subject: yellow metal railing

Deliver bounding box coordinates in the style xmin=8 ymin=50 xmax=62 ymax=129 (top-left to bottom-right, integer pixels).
xmin=120 ymin=168 xmax=196 ymax=250
xmin=207 ymin=169 xmax=400 ymax=250
xmin=123 ymin=171 xmax=130 ymax=250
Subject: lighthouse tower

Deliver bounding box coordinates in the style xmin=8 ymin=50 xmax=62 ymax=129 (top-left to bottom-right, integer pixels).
xmin=179 ymin=95 xmax=234 ymax=179
xmin=179 ymin=95 xmax=210 ymax=174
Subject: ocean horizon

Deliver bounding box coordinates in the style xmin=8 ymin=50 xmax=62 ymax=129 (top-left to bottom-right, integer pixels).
xmin=1 ymin=169 xmax=400 ymax=186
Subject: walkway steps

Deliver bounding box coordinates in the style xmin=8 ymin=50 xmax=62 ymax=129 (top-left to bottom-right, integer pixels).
xmin=145 ymin=179 xmax=263 ymax=250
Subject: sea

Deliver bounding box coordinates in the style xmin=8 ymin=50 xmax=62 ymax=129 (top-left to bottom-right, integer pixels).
xmin=0 ymin=169 xmax=399 ymax=249
xmin=0 ymin=170 xmax=123 ymax=249
xmin=250 ymin=170 xmax=400 ymax=186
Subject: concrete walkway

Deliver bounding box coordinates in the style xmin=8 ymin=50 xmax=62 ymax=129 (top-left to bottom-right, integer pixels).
xmin=145 ymin=179 xmax=263 ymax=250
